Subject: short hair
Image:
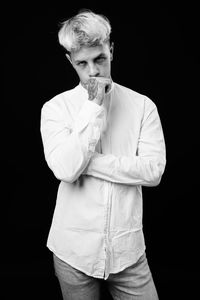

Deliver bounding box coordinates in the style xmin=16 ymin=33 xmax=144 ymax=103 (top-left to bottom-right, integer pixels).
xmin=58 ymin=9 xmax=112 ymax=52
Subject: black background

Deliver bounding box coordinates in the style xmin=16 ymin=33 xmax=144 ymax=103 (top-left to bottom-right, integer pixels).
xmin=2 ymin=2 xmax=199 ymax=299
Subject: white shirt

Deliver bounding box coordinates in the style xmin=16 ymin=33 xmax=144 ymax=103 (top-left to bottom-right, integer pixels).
xmin=40 ymin=82 xmax=166 ymax=280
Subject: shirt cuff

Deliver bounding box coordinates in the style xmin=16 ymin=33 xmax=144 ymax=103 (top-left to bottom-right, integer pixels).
xmin=75 ymin=100 xmax=105 ymax=133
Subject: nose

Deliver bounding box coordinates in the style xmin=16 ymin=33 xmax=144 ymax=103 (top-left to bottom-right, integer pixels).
xmin=88 ymin=63 xmax=100 ymax=77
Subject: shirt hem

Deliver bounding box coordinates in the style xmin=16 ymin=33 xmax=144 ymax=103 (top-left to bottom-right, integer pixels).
xmin=48 ymin=245 xmax=146 ymax=280
xmin=49 ymin=246 xmax=105 ymax=279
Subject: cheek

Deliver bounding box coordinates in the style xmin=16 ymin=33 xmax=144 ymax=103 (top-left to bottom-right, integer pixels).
xmin=101 ymin=62 xmax=111 ymax=76
xmin=75 ymin=68 xmax=87 ymax=81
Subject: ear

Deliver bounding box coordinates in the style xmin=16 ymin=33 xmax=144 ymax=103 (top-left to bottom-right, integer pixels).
xmin=65 ymin=53 xmax=73 ymax=65
xmin=110 ymin=42 xmax=114 ymax=61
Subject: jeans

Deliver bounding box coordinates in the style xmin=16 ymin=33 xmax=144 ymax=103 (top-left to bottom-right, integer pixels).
xmin=53 ymin=253 xmax=159 ymax=300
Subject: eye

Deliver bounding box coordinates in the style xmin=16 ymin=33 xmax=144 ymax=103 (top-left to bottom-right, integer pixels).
xmin=77 ymin=61 xmax=86 ymax=67
xmin=96 ymin=56 xmax=106 ymax=64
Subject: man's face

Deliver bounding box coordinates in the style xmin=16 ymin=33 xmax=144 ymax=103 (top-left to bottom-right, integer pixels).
xmin=69 ymin=43 xmax=113 ymax=86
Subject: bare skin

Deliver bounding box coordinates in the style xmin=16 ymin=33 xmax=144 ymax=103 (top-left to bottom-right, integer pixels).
xmin=86 ymin=77 xmax=112 ymax=105
xmin=66 ymin=43 xmax=113 ymax=106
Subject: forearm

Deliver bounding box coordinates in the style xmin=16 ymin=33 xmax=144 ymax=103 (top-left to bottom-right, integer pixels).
xmin=84 ymin=101 xmax=166 ymax=186
xmin=84 ymin=152 xmax=166 ymax=186
xmin=41 ymin=100 xmax=105 ymax=183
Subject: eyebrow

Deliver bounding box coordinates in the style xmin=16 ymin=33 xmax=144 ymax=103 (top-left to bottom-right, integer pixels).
xmin=95 ymin=53 xmax=107 ymax=59
xmin=74 ymin=53 xmax=107 ymax=64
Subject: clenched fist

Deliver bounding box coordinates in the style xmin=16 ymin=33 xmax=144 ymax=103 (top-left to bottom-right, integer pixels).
xmin=86 ymin=77 xmax=111 ymax=105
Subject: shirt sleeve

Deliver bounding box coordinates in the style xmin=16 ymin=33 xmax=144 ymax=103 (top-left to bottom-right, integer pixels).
xmin=84 ymin=100 xmax=166 ymax=186
xmin=40 ymin=98 xmax=105 ymax=183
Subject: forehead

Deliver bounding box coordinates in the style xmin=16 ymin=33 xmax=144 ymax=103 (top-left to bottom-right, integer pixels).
xmin=71 ymin=44 xmax=110 ymax=62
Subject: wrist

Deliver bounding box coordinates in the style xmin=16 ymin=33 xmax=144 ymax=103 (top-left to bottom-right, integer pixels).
xmin=92 ymin=96 xmax=104 ymax=106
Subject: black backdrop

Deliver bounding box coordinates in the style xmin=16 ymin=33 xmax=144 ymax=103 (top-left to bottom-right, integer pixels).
xmin=2 ymin=2 xmax=199 ymax=299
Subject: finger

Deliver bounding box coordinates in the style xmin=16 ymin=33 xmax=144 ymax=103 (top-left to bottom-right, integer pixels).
xmin=88 ymin=78 xmax=98 ymax=100
xmin=95 ymin=77 xmax=111 ymax=85
xmin=88 ymin=78 xmax=98 ymax=91
xmin=94 ymin=78 xmax=112 ymax=94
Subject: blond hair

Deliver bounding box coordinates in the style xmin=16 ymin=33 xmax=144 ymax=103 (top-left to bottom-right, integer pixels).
xmin=58 ymin=9 xmax=111 ymax=52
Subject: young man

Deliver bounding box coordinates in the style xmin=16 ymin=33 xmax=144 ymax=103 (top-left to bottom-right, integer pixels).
xmin=40 ymin=9 xmax=166 ymax=300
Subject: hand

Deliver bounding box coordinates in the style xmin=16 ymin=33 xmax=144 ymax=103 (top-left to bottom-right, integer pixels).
xmin=87 ymin=77 xmax=111 ymax=105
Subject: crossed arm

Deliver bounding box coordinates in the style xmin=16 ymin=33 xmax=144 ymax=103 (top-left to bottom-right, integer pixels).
xmin=41 ymin=97 xmax=166 ymax=186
